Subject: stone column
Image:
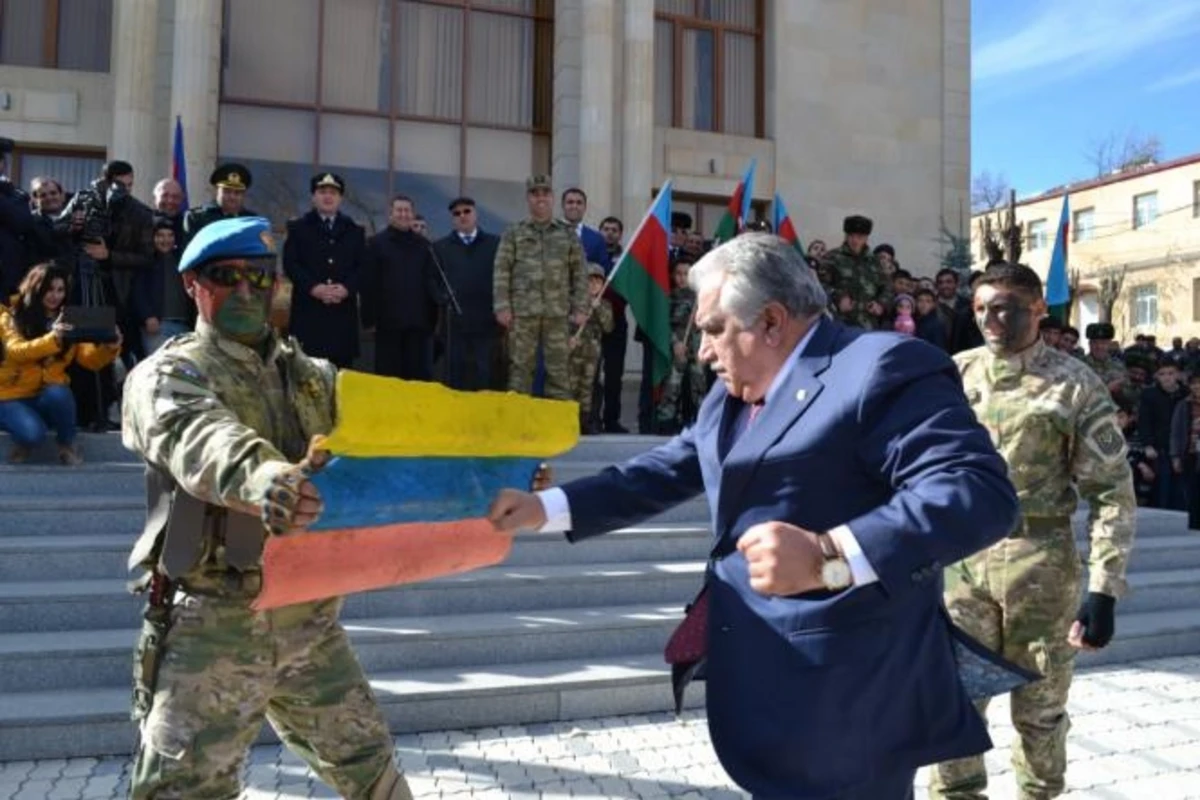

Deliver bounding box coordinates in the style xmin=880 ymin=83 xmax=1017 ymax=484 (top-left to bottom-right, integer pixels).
xmin=621 ymin=0 xmax=654 ymax=229
xmin=551 ymin=0 xmax=583 ymax=191
xmin=169 ymin=0 xmax=223 ymax=208
xmin=111 ymin=0 xmax=159 ymax=204
xmin=577 ymin=0 xmax=617 ymax=219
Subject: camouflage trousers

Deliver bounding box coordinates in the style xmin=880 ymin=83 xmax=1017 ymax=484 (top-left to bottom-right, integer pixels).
xmin=929 ymin=520 xmax=1083 ymax=800
xmin=131 ymin=592 xmax=403 ymax=799
xmin=506 ymin=315 xmax=571 ymax=400
xmin=568 ymin=341 xmax=601 ymax=418
xmin=656 ymin=358 xmax=706 ymax=426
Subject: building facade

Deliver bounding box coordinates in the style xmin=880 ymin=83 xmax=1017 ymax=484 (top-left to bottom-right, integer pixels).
xmin=1 ymin=0 xmax=969 ymax=260
xmin=970 ymin=155 xmax=1200 ymax=342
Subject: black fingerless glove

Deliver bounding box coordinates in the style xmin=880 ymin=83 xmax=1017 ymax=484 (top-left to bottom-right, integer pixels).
xmin=1074 ymin=592 xmax=1116 ymax=648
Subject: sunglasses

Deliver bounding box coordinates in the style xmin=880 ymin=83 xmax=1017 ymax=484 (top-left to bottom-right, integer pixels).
xmin=451 ymin=208 xmax=473 ymax=217
xmin=198 ymin=260 xmax=275 ymax=290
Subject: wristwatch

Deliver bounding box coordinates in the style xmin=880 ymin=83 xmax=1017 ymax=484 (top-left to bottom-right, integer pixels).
xmin=817 ymin=534 xmax=853 ymax=590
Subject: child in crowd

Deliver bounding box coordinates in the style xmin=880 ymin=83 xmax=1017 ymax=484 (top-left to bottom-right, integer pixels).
xmin=1117 ymin=404 xmax=1155 ymax=506
xmin=655 ymin=261 xmax=705 ymax=434
xmin=913 ymin=287 xmax=948 ymax=349
xmin=567 ymin=263 xmax=613 ymax=434
xmin=892 ymin=294 xmax=916 ymax=336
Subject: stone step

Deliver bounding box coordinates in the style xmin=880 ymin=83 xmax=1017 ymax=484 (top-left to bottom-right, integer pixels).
xmin=2 ymin=604 xmax=1197 ymax=763
xmin=0 ymin=654 xmax=705 ymax=762
xmin=0 ymin=548 xmax=708 ymax=634
xmin=0 ymin=433 xmax=667 ymax=468
xmin=0 ymin=602 xmax=686 ymax=694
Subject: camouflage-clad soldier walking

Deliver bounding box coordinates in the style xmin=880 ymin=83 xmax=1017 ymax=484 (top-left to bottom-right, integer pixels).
xmin=931 ymin=263 xmax=1136 ymax=800
xmin=121 ymin=217 xmax=413 ymax=799
xmin=493 ymin=174 xmax=588 ymax=399
xmin=819 ymin=214 xmax=890 ymax=329
xmin=568 ymin=263 xmax=613 ymax=432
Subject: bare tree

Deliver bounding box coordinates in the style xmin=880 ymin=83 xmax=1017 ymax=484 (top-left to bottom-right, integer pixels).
xmin=1085 ymin=130 xmax=1163 ymax=177
xmin=1097 ymin=266 xmax=1127 ymax=324
xmin=971 ymin=170 xmax=1012 ymax=213
xmin=1066 ymin=268 xmax=1081 ymax=326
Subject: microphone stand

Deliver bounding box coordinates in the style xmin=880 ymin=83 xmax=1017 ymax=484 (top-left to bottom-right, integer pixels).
xmin=425 ymin=240 xmax=462 ymax=386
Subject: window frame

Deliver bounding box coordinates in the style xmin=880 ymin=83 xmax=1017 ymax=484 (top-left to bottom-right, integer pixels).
xmin=5 ymin=143 xmax=107 ymax=190
xmin=654 ymin=0 xmax=765 ymax=137
xmin=1193 ymin=180 xmax=1200 ymax=219
xmin=1072 ymin=207 xmax=1094 ymax=243
xmin=0 ymin=0 xmax=111 ymax=71
xmin=217 ymin=0 xmax=553 ymax=196
xmin=1131 ymin=283 xmax=1158 ymax=328
xmin=1132 ymin=191 xmax=1158 ymax=230
xmin=1026 ymin=218 xmax=1048 ymax=251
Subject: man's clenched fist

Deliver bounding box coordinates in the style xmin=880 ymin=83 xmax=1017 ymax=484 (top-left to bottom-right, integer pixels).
xmin=737 ymin=521 xmax=828 ymax=596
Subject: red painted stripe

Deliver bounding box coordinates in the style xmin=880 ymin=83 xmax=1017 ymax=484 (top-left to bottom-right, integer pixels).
xmin=627 ymin=215 xmax=672 ymax=295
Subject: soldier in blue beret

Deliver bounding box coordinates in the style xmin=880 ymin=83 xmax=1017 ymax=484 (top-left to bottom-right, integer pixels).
xmin=120 ymin=214 xmax=416 ymax=798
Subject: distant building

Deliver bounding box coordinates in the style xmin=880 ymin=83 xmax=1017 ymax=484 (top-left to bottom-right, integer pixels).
xmin=971 ymin=154 xmax=1200 ymax=341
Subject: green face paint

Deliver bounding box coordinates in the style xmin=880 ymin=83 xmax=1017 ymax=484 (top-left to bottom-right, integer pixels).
xmin=213 ymin=291 xmax=270 ymax=342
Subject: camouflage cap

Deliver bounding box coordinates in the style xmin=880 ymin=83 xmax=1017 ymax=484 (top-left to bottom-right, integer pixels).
xmin=587 ymin=262 xmax=606 ymax=279
xmin=526 ymin=174 xmax=553 ymax=192
xmin=179 ymin=216 xmax=277 ymax=273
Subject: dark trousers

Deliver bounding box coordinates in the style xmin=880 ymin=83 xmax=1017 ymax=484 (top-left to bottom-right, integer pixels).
xmin=375 ymin=328 xmax=433 ymax=381
xmin=444 ymin=329 xmax=495 ymax=391
xmin=1154 ymin=452 xmax=1185 ymax=510
xmin=637 ymin=339 xmax=654 ymax=434
xmin=752 ymin=768 xmax=915 ymax=800
xmin=1187 ymin=457 xmax=1200 ymax=530
xmin=68 ymin=362 xmax=117 ymax=428
xmin=594 ymin=315 xmax=627 ymax=429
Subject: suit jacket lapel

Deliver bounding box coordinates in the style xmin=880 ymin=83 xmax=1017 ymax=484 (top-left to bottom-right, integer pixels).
xmin=716 ymin=320 xmax=838 ymax=530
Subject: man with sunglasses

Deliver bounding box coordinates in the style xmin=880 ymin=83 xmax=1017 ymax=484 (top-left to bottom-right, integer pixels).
xmin=120 ymin=216 xmax=414 ymax=799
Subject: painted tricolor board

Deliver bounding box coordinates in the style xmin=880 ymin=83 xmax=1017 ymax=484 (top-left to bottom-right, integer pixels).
xmin=251 ymin=371 xmax=579 ymax=610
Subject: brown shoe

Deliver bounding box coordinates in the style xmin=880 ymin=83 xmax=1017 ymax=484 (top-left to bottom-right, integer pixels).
xmin=58 ymin=445 xmax=83 ymax=466
xmin=7 ymin=445 xmax=31 ymax=464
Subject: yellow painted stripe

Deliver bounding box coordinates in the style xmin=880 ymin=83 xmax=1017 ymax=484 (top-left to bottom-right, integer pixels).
xmin=320 ymin=370 xmax=580 ymax=458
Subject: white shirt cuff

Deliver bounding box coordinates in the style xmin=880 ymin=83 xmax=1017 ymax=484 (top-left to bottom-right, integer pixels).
xmin=536 ymin=487 xmax=573 ymax=533
xmin=828 ymin=524 xmax=879 ymax=586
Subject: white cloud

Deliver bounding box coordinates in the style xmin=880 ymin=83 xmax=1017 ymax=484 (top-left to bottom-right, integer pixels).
xmin=1147 ymin=66 xmax=1200 ymax=92
xmin=973 ymin=1 xmax=1200 ymax=85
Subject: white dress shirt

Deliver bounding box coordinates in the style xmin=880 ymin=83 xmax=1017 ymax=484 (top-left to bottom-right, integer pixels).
xmin=536 ymin=317 xmax=879 ymax=586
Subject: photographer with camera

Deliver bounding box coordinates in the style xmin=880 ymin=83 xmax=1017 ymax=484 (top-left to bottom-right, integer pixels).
xmin=0 ymin=263 xmax=122 ymax=464
xmin=56 ymin=160 xmax=153 ymax=429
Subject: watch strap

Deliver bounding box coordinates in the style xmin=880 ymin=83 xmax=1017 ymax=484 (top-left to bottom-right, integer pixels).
xmin=817 ymin=533 xmax=841 ymax=561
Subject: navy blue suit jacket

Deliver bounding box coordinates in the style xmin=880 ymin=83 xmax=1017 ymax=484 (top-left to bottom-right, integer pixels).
xmin=561 ymin=321 xmax=1020 ymax=798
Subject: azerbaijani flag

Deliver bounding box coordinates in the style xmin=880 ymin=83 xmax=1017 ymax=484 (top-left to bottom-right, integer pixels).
xmin=712 ymin=158 xmax=756 ymax=243
xmin=252 ymin=373 xmax=579 ymax=610
xmin=172 ymin=115 xmax=189 ymax=209
xmin=773 ymin=193 xmax=803 ymax=252
xmin=1046 ymin=194 xmax=1071 ymax=322
xmin=608 ymin=181 xmax=674 ymax=387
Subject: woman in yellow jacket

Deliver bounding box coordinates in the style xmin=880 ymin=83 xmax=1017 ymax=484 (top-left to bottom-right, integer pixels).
xmin=0 ymin=263 xmax=122 ymax=464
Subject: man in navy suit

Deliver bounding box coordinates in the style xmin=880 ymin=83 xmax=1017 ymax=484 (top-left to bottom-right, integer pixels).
xmin=489 ymin=234 xmax=1022 ymax=799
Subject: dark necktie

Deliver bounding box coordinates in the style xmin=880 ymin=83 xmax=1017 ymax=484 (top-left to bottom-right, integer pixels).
xmin=323 ymin=218 xmax=334 ymax=235
xmin=462 ymin=233 xmax=474 ymax=246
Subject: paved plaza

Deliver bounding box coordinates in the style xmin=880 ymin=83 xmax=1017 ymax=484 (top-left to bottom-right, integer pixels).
xmin=1 ymin=656 xmax=1197 ymax=799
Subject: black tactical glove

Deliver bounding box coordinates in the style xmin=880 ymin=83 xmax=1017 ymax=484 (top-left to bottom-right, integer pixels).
xmin=1073 ymin=592 xmax=1116 ymax=649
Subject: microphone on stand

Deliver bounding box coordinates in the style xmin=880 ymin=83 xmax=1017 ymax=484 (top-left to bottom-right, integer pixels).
xmin=425 ymin=240 xmax=463 ymax=386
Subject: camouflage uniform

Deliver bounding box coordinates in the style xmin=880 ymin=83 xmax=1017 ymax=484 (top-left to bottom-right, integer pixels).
xmin=931 ymin=341 xmax=1136 ymax=800
xmin=493 ymin=217 xmax=587 ymax=399
xmin=819 ymin=243 xmax=890 ymax=330
xmin=656 ymin=286 xmax=705 ymax=430
xmin=121 ymin=320 xmax=403 ymax=799
xmin=568 ymin=295 xmax=613 ymax=424
xmin=1082 ymin=353 xmax=1127 ymax=388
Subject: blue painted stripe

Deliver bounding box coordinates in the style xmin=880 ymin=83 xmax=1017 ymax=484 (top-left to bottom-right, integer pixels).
xmin=308 ymin=455 xmax=540 ymax=531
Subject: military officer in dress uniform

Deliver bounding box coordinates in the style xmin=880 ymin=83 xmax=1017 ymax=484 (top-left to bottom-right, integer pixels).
xmin=182 ymin=163 xmax=258 ymax=247
xmin=283 ymin=172 xmax=365 ymax=368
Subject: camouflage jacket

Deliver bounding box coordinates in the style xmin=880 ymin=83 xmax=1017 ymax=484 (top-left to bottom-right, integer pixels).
xmin=1082 ymin=353 xmax=1128 ymax=388
xmin=122 ymin=320 xmax=336 ymax=582
xmin=956 ymin=340 xmax=1137 ymax=597
xmin=493 ymin=218 xmax=587 ymax=319
xmin=669 ymin=287 xmax=700 ymax=357
xmin=819 ymin=243 xmax=890 ymax=329
xmin=572 ymin=297 xmax=614 ymax=359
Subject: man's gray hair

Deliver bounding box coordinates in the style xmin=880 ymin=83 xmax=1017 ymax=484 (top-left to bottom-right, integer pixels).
xmin=688 ymin=233 xmax=828 ymax=325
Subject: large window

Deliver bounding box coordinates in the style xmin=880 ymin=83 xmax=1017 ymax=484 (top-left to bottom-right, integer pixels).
xmin=1131 ymin=284 xmax=1158 ymax=328
xmin=6 ymin=145 xmax=106 ymax=193
xmin=654 ymin=0 xmax=763 ymax=137
xmin=1133 ymin=191 xmax=1158 ymax=230
xmin=0 ymin=0 xmax=112 ymax=71
xmin=1073 ymin=207 xmax=1094 ymax=242
xmin=218 ymin=0 xmax=553 ymax=234
xmin=1027 ymin=219 xmax=1048 ymax=251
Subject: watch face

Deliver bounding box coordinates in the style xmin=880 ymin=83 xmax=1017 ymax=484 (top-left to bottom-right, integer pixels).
xmin=822 ymin=559 xmax=852 ymax=589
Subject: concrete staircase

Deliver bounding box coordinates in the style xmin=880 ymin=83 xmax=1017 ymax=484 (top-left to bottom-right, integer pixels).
xmin=1 ymin=433 xmax=1198 ymax=762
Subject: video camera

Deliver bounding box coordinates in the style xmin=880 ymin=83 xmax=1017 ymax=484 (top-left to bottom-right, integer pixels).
xmin=58 ymin=177 xmax=130 ymax=244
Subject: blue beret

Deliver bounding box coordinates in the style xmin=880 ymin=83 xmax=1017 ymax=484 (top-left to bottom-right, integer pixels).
xmin=178 ymin=216 xmax=277 ymax=274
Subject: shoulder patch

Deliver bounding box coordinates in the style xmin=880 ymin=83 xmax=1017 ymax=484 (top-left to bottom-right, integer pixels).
xmin=1091 ymin=419 xmax=1125 ymax=458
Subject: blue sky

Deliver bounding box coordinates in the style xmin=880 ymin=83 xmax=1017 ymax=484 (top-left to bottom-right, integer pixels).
xmin=972 ymin=0 xmax=1200 ymax=198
